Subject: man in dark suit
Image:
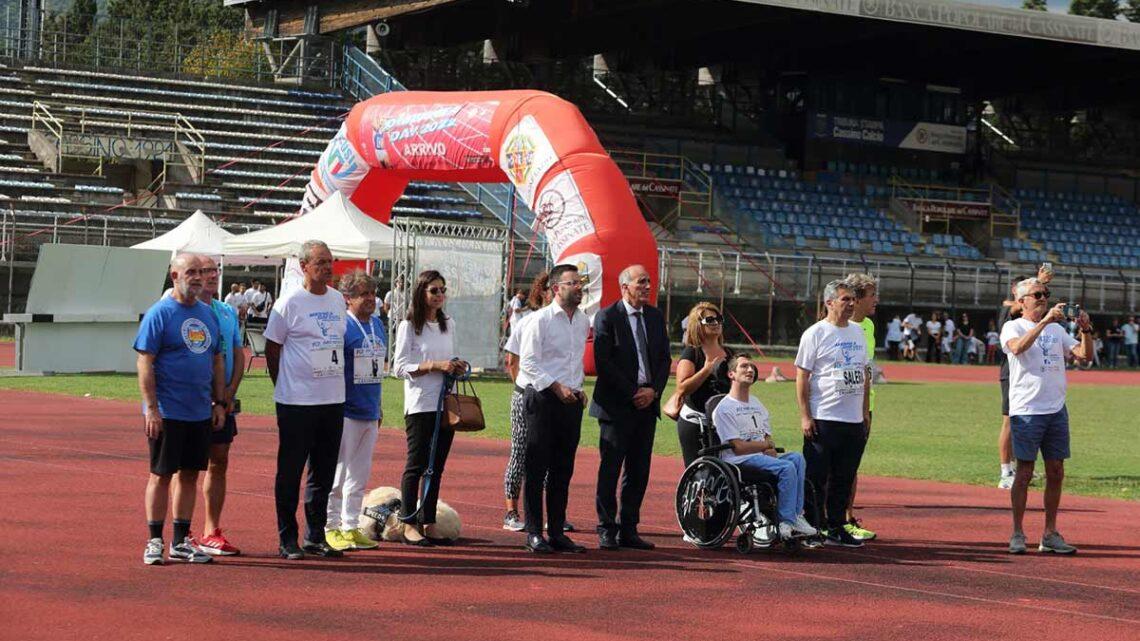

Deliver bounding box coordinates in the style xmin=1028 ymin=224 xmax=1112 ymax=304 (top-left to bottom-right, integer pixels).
xmin=591 ymin=264 xmax=671 ymax=550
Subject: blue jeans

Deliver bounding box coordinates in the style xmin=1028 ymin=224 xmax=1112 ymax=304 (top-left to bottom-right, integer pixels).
xmin=952 ymin=337 xmax=970 ymax=364
xmin=1106 ymin=342 xmax=1120 ymax=368
xmin=1127 ymin=344 xmax=1139 ymax=368
xmin=734 ymin=451 xmax=806 ymax=524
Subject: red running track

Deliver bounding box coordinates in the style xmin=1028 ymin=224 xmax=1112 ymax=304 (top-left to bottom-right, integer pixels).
xmin=1 ymin=389 xmax=1138 ymax=641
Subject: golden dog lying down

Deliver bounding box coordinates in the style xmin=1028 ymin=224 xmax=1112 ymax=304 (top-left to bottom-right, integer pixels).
xmin=359 ymin=486 xmax=461 ymax=542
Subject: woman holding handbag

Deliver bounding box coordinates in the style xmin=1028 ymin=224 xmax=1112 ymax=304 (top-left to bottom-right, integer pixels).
xmin=392 ymin=270 xmax=468 ymax=546
xmin=672 ymin=302 xmax=733 ymax=466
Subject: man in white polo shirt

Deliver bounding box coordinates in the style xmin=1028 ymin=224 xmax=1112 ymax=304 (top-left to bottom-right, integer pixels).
xmin=264 ymin=240 xmax=347 ymax=560
xmin=1001 ymin=277 xmax=1093 ymax=555
xmin=794 ymin=279 xmax=870 ymax=548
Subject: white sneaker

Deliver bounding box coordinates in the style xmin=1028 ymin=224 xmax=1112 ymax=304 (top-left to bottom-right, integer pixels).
xmin=778 ymin=522 xmax=794 ymax=540
xmin=143 ymin=537 xmax=164 ymax=565
xmin=792 ymin=514 xmax=818 ymax=536
xmin=169 ymin=537 xmax=213 ymax=563
xmin=998 ymin=473 xmax=1014 ymax=490
xmin=682 ymin=533 xmax=696 ymax=545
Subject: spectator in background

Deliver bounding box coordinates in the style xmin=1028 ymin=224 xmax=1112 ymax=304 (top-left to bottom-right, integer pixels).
xmin=505 ymin=289 xmax=527 ymax=331
xmin=381 ymin=275 xmax=405 ymax=328
xmin=1104 ymin=319 xmax=1123 ymax=368
xmin=952 ymin=312 xmax=973 ymax=365
xmin=224 ymin=283 xmax=244 ymax=318
xmin=903 ymin=311 xmax=922 ymax=361
xmin=885 ymin=315 xmax=903 ymax=361
xmin=925 ymin=311 xmax=942 ymax=363
xmin=985 ymin=320 xmax=1001 ymax=365
xmin=1123 ymin=316 xmax=1138 ymax=368
xmin=941 ymin=312 xmax=956 ymax=363
xmin=246 ymin=280 xmax=273 ymax=324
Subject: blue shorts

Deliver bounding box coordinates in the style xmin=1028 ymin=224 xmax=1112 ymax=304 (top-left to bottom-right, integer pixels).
xmin=1010 ymin=406 xmax=1070 ymax=462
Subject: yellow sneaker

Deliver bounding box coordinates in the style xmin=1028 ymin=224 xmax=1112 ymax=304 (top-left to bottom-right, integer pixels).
xmin=347 ymin=528 xmax=379 ymax=550
xmin=324 ymin=529 xmax=352 ymax=552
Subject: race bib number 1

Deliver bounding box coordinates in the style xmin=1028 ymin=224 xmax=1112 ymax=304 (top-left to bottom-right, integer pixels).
xmin=312 ymin=347 xmax=344 ymax=379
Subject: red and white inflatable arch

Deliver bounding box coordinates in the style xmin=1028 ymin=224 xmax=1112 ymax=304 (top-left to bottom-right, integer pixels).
xmin=302 ymin=90 xmax=658 ymax=322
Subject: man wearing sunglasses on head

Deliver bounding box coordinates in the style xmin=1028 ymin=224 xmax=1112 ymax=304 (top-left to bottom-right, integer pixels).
xmin=591 ymin=265 xmax=671 ymax=551
xmin=1001 ymin=278 xmax=1093 ymax=555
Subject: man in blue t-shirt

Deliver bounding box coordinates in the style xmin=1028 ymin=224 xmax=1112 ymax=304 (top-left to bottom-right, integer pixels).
xmin=325 ymin=270 xmax=387 ymax=552
xmin=134 ymin=253 xmax=226 ymax=566
xmin=180 ymin=256 xmax=247 ymax=557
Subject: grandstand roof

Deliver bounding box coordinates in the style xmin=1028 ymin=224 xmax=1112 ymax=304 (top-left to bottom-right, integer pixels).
xmin=254 ymin=0 xmax=1140 ymax=102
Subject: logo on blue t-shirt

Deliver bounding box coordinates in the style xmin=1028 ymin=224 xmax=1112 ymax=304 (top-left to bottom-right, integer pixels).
xmin=1037 ymin=333 xmax=1059 ymax=366
xmin=180 ymin=317 xmax=213 ymax=354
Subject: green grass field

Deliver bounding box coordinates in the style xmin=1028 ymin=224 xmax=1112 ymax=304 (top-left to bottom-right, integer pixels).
xmin=1 ymin=371 xmax=1136 ymax=500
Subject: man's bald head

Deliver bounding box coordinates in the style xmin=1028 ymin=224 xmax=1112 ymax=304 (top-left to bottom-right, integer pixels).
xmin=169 ymin=253 xmax=204 ymax=303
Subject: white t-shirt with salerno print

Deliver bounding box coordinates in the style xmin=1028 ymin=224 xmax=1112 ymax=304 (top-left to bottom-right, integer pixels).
xmin=712 ymin=394 xmax=773 ymax=465
xmin=794 ymin=319 xmax=868 ymax=424
xmin=1000 ymin=318 xmax=1078 ymax=416
xmin=264 ymin=287 xmax=347 ymax=406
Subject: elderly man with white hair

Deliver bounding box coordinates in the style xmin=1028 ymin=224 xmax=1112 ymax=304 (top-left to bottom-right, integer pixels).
xmin=1001 ymin=277 xmax=1093 ymax=555
xmin=265 ymin=240 xmax=347 ymax=560
xmin=794 ymin=279 xmax=870 ymax=548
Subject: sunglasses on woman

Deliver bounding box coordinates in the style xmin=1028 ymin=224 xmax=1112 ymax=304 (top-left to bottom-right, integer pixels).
xmin=699 ymin=315 xmax=723 ymax=326
xmin=428 ymin=286 xmax=447 ymax=295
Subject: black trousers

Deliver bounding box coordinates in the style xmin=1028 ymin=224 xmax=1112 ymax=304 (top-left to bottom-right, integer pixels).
xmin=595 ymin=408 xmax=656 ymax=535
xmin=676 ymin=415 xmax=702 ymax=468
xmin=803 ymin=419 xmax=867 ymax=530
xmin=275 ymin=403 xmax=344 ymax=545
xmin=523 ymin=386 xmax=583 ymax=535
xmin=400 ymin=411 xmax=456 ymax=525
xmin=925 ymin=335 xmax=941 ymax=362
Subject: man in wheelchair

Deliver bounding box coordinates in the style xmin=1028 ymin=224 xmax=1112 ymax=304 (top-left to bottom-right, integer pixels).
xmin=711 ymin=355 xmax=819 ymax=542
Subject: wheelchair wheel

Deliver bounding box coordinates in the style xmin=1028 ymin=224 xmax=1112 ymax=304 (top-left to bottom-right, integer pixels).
xmin=736 ymin=533 xmax=754 ymax=554
xmin=676 ymin=457 xmax=741 ymax=549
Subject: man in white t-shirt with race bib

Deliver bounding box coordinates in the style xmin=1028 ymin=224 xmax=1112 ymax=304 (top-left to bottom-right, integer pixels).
xmin=794 ymin=279 xmax=870 ymax=548
xmin=1000 ymin=277 xmax=1093 ymax=556
xmin=264 ymin=240 xmax=347 ymax=561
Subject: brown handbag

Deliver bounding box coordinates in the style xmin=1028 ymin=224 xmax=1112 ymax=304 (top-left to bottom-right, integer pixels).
xmin=443 ymin=378 xmax=485 ymax=432
xmin=662 ymin=389 xmax=685 ymax=420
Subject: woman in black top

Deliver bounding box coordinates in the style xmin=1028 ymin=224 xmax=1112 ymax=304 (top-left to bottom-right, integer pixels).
xmin=953 ymin=312 xmax=973 ymax=364
xmin=674 ymin=302 xmax=733 ymax=466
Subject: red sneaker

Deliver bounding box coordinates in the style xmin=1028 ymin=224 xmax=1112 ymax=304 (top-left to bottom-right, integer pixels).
xmin=195 ymin=529 xmax=241 ymax=556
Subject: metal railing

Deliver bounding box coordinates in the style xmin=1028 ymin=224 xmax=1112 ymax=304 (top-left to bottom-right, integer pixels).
xmin=30 ymin=100 xmax=63 ymax=170
xmin=0 ymin=19 xmax=335 ymax=87
xmin=609 ymin=149 xmax=712 ymax=230
xmin=173 ymin=114 xmax=206 ymax=183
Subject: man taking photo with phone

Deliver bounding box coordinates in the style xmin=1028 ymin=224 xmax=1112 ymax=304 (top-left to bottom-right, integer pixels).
xmin=1000 ymin=278 xmax=1093 ymax=555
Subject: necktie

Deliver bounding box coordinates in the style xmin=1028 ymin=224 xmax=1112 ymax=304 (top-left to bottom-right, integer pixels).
xmin=634 ymin=311 xmax=652 ymax=380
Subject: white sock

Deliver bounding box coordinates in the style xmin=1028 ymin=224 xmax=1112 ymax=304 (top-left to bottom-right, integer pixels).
xmin=1001 ymin=463 xmax=1013 ymax=476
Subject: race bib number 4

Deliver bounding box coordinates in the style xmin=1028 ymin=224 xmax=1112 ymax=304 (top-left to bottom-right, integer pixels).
xmin=312 ymin=347 xmax=344 ymax=379
xmin=353 ymin=347 xmax=384 ymax=385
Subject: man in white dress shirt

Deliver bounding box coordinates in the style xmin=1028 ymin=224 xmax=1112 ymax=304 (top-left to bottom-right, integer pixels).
xmin=517 ymin=264 xmax=590 ymax=554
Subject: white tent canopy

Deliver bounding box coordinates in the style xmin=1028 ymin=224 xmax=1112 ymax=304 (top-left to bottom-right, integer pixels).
xmin=221 ymin=192 xmax=394 ymax=261
xmin=131 ymin=210 xmax=273 ymax=265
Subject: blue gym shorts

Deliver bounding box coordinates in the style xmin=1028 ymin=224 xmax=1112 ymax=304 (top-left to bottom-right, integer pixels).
xmin=1010 ymin=406 xmax=1070 ymax=462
